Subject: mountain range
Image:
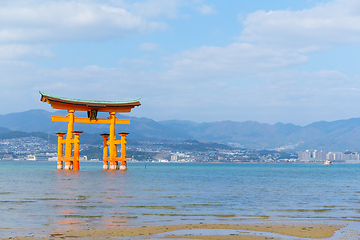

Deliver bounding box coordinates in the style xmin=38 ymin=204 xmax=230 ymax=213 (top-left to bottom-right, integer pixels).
xmin=0 ymin=109 xmax=360 ymax=152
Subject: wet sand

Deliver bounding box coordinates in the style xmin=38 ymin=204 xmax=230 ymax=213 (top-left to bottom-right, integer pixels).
xmin=10 ymin=222 xmax=344 ymax=239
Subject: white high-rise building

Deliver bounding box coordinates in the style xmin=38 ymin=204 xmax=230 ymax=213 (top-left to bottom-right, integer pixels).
xmin=313 ymin=150 xmax=326 ymax=161
xmin=298 ymin=150 xmax=311 ymax=161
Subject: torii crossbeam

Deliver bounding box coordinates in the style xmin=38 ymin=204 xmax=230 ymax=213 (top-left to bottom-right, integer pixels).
xmin=40 ymin=91 xmax=141 ymax=171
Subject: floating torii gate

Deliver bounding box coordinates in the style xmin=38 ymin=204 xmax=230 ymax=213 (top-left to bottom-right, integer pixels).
xmin=40 ymin=91 xmax=141 ymax=171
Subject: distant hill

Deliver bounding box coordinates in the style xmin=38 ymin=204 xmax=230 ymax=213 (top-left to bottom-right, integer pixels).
xmin=0 ymin=131 xmax=57 ymax=143
xmin=0 ymin=110 xmax=191 ymax=141
xmin=287 ymin=118 xmax=360 ymax=152
xmin=1 ymin=109 xmax=360 ymax=152
xmin=0 ymin=127 xmax=11 ymax=133
xmin=160 ymin=120 xmax=302 ymax=149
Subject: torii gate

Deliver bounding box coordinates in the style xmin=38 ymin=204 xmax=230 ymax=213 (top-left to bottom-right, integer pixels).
xmin=40 ymin=91 xmax=141 ymax=171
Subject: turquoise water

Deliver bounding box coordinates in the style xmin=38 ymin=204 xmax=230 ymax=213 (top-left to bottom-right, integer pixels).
xmin=0 ymin=161 xmax=360 ymax=237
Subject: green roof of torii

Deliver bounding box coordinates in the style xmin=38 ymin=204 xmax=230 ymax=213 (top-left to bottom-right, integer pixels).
xmin=39 ymin=91 xmax=141 ymax=104
xmin=40 ymin=91 xmax=141 ymax=112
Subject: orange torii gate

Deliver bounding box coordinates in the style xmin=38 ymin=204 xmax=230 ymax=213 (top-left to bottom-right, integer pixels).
xmin=40 ymin=91 xmax=141 ymax=171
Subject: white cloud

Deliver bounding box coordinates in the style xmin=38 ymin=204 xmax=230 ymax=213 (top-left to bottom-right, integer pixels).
xmin=0 ymin=44 xmax=54 ymax=59
xmin=163 ymin=43 xmax=308 ymax=80
xmin=128 ymin=0 xmax=217 ymax=18
xmin=138 ymin=42 xmax=159 ymax=51
xmin=0 ymin=1 xmax=167 ymax=43
xmin=239 ymin=0 xmax=360 ymax=49
xmin=155 ymin=0 xmax=360 ymax=85
xmin=129 ymin=0 xmax=183 ymax=19
xmin=198 ymin=4 xmax=216 ymax=15
xmin=257 ymin=70 xmax=351 ymax=87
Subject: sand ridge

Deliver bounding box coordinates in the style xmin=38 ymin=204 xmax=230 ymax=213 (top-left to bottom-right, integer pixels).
xmin=16 ymin=222 xmax=342 ymax=239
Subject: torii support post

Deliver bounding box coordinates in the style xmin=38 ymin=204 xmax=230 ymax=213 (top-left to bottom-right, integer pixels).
xmin=73 ymin=131 xmax=83 ymax=171
xmin=64 ymin=110 xmax=75 ymax=170
xmin=109 ymin=112 xmax=119 ymax=170
xmin=119 ymin=132 xmax=129 ymax=171
xmin=101 ymin=133 xmax=110 ymax=170
xmin=56 ymin=132 xmax=66 ymax=169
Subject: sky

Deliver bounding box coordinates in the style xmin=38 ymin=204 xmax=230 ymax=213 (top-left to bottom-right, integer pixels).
xmin=1 ymin=0 xmax=360 ymax=126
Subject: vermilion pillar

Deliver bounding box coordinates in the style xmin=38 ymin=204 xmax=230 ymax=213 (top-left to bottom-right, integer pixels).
xmin=56 ymin=132 xmax=66 ymax=169
xmin=109 ymin=112 xmax=118 ymax=170
xmin=64 ymin=110 xmax=75 ymax=170
xmin=73 ymin=131 xmax=83 ymax=171
xmin=119 ymin=132 xmax=129 ymax=171
xmin=101 ymin=133 xmax=110 ymax=170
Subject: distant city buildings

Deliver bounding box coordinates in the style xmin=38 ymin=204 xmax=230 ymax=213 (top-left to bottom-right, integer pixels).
xmin=26 ymin=153 xmax=88 ymax=162
xmin=0 ymin=137 xmax=56 ymax=159
xmin=1 ymin=135 xmax=359 ymax=164
xmin=26 ymin=153 xmax=56 ymax=161
xmin=313 ymin=150 xmax=327 ymax=161
xmin=298 ymin=150 xmax=311 ymax=161
xmin=170 ymin=152 xmax=191 ymax=162
xmin=298 ymin=150 xmax=360 ymax=163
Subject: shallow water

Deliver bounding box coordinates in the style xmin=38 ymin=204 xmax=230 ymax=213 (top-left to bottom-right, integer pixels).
xmin=0 ymin=161 xmax=360 ymax=237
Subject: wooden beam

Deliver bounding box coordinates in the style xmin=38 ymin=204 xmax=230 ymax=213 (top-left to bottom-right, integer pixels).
xmin=49 ymin=102 xmax=134 ymax=112
xmin=52 ymin=116 xmax=130 ymax=124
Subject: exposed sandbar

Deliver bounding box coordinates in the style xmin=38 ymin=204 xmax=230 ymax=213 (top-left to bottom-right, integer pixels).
xmin=11 ymin=222 xmax=343 ymax=239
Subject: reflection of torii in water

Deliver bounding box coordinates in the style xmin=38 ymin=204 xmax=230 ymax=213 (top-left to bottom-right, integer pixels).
xmin=40 ymin=91 xmax=141 ymax=171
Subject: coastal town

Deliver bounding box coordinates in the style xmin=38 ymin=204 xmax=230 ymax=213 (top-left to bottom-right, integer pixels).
xmin=1 ymin=135 xmax=359 ymax=164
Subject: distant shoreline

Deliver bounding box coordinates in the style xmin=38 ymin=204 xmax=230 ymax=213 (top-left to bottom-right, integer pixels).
xmin=1 ymin=159 xmax=359 ymax=164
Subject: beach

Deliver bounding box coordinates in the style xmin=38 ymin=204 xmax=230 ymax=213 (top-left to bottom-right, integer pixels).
xmin=1 ymin=161 xmax=360 ymax=239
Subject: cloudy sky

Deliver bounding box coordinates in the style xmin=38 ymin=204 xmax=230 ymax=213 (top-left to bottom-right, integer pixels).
xmin=1 ymin=0 xmax=360 ymax=125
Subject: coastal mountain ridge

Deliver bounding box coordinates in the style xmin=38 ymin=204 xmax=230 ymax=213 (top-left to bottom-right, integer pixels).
xmin=0 ymin=109 xmax=359 ymax=152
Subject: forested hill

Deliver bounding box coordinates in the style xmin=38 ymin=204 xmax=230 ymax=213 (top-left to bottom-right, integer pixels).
xmin=1 ymin=109 xmax=360 ymax=152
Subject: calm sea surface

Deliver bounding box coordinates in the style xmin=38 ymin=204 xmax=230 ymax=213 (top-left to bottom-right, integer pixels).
xmin=0 ymin=161 xmax=360 ymax=237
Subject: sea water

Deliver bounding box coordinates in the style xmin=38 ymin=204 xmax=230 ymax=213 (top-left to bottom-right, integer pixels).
xmin=0 ymin=161 xmax=360 ymax=238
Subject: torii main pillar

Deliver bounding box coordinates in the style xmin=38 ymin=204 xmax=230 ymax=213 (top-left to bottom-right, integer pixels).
xmin=40 ymin=91 xmax=141 ymax=171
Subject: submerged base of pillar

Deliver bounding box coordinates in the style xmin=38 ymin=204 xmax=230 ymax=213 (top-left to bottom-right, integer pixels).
xmin=64 ymin=162 xmax=73 ymax=170
xmin=120 ymin=164 xmax=127 ymax=171
xmin=103 ymin=162 xmax=109 ymax=170
xmin=109 ymin=162 xmax=119 ymax=170
xmin=57 ymin=161 xmax=63 ymax=170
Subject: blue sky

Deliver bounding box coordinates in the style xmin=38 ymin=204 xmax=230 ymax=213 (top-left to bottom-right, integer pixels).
xmin=1 ymin=0 xmax=360 ymax=126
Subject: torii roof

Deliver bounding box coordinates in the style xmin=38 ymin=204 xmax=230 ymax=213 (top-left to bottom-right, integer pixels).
xmin=40 ymin=91 xmax=141 ymax=113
